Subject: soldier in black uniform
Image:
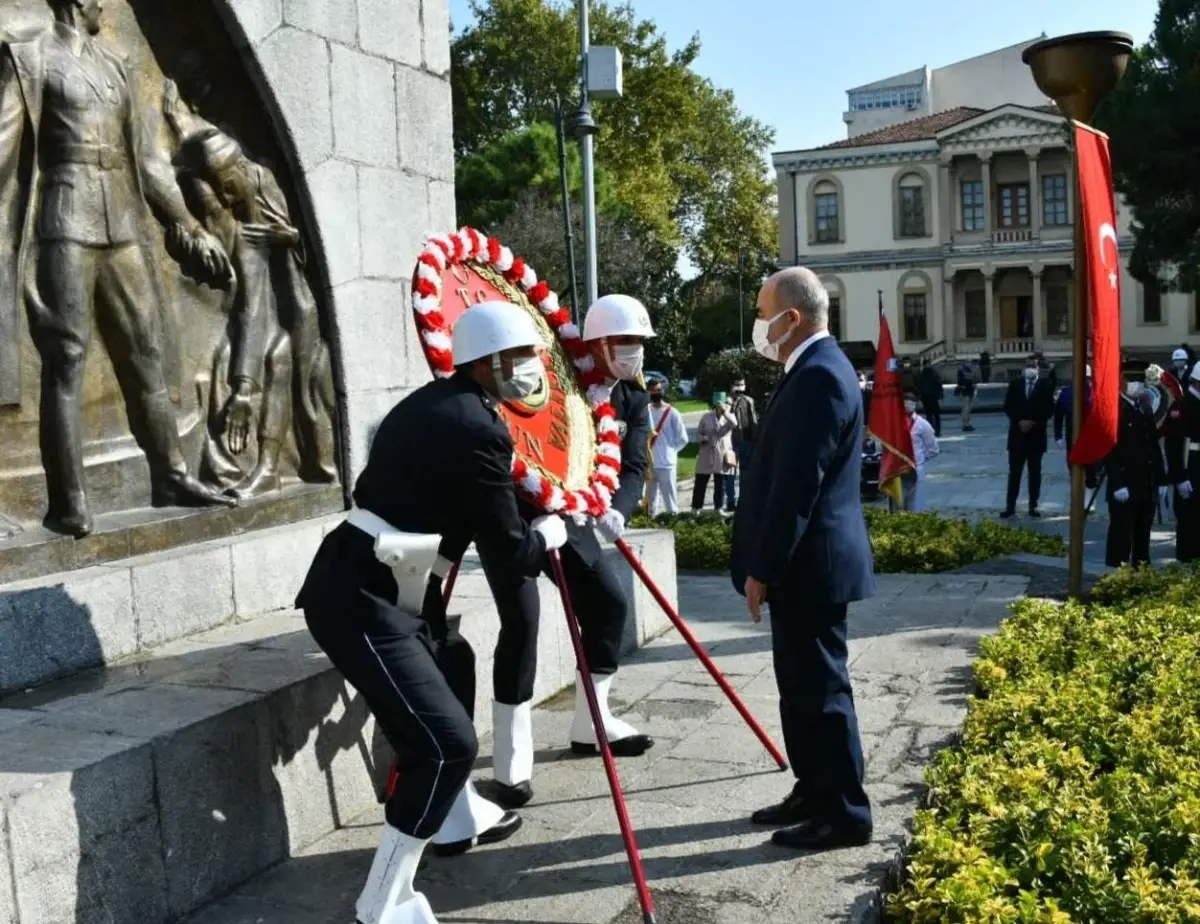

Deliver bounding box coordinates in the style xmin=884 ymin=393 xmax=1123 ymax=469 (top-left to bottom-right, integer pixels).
xmin=483 ymin=294 xmax=656 ymax=810
xmin=1105 ymin=381 xmax=1167 ymax=568
xmin=1166 ymin=364 xmax=1200 ymax=562
xmin=295 ymin=301 xmax=569 ymax=924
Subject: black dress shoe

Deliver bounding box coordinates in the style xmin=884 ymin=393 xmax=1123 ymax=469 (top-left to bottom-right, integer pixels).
xmin=771 ymin=819 xmax=873 ymax=851
xmin=431 ymin=810 xmax=522 ymax=857
xmin=1028 ymin=507 xmax=1041 ymax=518
xmin=999 ymin=509 xmax=1015 ymax=519
xmin=751 ymin=790 xmax=815 ymax=826
xmin=570 ymin=733 xmax=654 ymax=757
xmin=487 ymin=779 xmax=533 ymax=809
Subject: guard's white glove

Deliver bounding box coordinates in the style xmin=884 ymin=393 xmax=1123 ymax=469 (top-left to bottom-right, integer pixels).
xmin=596 ymin=508 xmax=625 ymax=542
xmin=1113 ymin=487 xmax=1130 ymax=503
xmin=532 ymin=514 xmax=568 ymax=551
xmin=1056 ymin=438 xmax=1064 ymax=450
xmin=1179 ymin=481 xmax=1194 ymax=500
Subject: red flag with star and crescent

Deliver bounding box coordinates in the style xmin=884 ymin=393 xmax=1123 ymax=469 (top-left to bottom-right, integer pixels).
xmin=867 ymin=293 xmax=915 ymax=505
xmin=1069 ymin=123 xmax=1122 ymax=466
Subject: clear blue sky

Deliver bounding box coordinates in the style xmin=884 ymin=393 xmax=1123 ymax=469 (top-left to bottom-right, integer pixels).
xmin=448 ymin=0 xmax=1159 ymax=153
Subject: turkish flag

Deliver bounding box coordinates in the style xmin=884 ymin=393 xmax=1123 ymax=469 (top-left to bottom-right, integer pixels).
xmin=867 ymin=294 xmax=915 ymax=505
xmin=1070 ymin=124 xmax=1122 ymax=466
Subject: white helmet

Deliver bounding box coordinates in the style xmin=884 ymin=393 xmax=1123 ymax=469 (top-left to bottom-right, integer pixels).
xmin=1173 ymin=348 xmax=1189 ymax=363
xmin=1191 ymin=363 xmax=1200 ymax=384
xmin=451 ymin=301 xmax=542 ymax=365
xmin=582 ymin=294 xmax=656 ymax=341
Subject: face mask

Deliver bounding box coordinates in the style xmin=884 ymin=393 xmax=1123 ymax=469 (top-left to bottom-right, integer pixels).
xmin=1126 ymin=382 xmax=1143 ymax=398
xmin=1176 ymin=362 xmax=1189 ymax=374
xmin=607 ymin=344 xmax=644 ymax=381
xmin=494 ymin=355 xmax=544 ymax=401
xmin=752 ymin=313 xmax=796 ymax=363
xmin=1023 ymin=367 xmax=1037 ymax=380
xmin=904 ymin=400 xmax=917 ymax=413
xmin=650 ymin=394 xmax=664 ymax=404
xmin=732 ymin=386 xmax=745 ymax=395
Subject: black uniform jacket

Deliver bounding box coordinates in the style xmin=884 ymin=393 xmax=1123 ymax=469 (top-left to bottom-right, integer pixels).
xmin=296 ymin=374 xmax=548 ymax=613
xmin=1105 ymin=396 xmax=1166 ymax=503
xmin=512 ymin=378 xmax=650 ymax=567
xmin=1166 ymin=390 xmax=1200 ymax=486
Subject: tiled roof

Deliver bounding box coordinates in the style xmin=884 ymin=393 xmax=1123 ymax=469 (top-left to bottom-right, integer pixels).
xmin=818 ymin=107 xmax=983 ymax=149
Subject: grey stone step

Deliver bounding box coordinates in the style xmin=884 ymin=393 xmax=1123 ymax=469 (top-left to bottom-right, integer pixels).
xmin=0 ymin=529 xmax=677 ymax=924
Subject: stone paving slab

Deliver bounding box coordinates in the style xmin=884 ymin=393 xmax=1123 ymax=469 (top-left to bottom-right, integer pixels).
xmin=182 ymin=572 xmax=1029 ymax=924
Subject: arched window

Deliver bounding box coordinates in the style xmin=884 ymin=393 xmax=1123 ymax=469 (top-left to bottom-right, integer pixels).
xmin=822 ymin=276 xmax=846 ymax=341
xmin=897 ymin=271 xmax=932 ymax=343
xmin=894 ymin=169 xmax=931 ymax=238
xmin=807 ymin=175 xmax=844 ymax=244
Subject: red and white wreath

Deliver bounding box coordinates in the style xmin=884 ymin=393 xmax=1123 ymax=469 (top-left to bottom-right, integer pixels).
xmin=411 ymin=227 xmax=621 ymax=518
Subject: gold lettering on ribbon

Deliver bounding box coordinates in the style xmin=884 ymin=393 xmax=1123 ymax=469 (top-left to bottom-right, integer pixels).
xmin=454 ymin=286 xmax=470 ymax=304
xmin=548 ymin=422 xmax=570 ymax=452
xmin=474 ymin=289 xmax=490 ymax=304
xmin=522 ymin=432 xmax=546 ymax=463
xmin=450 ymin=264 xmax=470 ymax=286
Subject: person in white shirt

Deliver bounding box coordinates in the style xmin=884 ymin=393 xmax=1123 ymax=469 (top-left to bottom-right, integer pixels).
xmin=888 ymin=390 xmax=939 ymax=513
xmin=645 ymin=379 xmax=689 ymax=515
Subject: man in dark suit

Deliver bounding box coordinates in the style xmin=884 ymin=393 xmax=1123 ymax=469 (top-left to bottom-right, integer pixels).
xmin=731 ymin=266 xmax=876 ymax=851
xmin=1105 ymin=382 xmax=1167 ymax=567
xmin=1001 ymin=356 xmax=1055 ymax=518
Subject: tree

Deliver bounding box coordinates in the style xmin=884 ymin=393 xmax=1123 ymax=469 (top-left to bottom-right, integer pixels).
xmin=451 ymin=0 xmax=777 ymax=280
xmin=1095 ymin=0 xmax=1200 ymax=290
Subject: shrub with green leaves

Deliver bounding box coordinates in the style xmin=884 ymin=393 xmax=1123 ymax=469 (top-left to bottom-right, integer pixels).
xmin=886 ymin=582 xmax=1200 ymax=923
xmin=630 ymin=508 xmax=1064 ymax=573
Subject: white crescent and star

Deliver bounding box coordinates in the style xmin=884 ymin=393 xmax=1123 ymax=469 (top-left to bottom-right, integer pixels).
xmin=1098 ymin=222 xmax=1119 ymax=291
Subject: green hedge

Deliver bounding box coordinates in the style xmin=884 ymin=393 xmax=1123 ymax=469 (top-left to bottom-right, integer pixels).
xmin=886 ymin=564 xmax=1200 ymax=923
xmin=628 ymin=508 xmax=1064 ymax=573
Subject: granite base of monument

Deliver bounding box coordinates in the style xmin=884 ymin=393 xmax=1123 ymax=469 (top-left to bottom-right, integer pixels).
xmin=0 ymin=526 xmax=677 ymax=924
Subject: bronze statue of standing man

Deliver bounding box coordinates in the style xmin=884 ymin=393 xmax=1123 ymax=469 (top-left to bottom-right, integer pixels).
xmin=0 ymin=0 xmax=237 ymax=537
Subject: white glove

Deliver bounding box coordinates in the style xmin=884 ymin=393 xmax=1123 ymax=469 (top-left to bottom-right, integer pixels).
xmin=1056 ymin=439 xmax=1064 ymax=450
xmin=596 ymin=508 xmax=625 ymax=542
xmin=532 ymin=514 xmax=567 ymax=551
xmin=1113 ymin=487 xmax=1130 ymax=503
xmin=1179 ymin=481 xmax=1194 ymax=500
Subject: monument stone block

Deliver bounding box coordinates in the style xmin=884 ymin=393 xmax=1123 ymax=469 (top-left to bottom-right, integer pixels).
xmin=223 ymin=0 xmax=283 ymax=46
xmin=256 ymin=25 xmax=334 ymax=164
xmin=307 ymin=158 xmax=363 ymax=286
xmin=331 ymin=44 xmax=399 ymax=167
xmin=357 ymin=0 xmax=421 ymax=66
xmin=281 ymin=0 xmax=357 ymax=45
xmin=421 ymin=0 xmax=451 ymax=74
xmin=359 ymin=167 xmax=431 ymax=276
xmin=395 ymin=63 xmax=455 ymax=179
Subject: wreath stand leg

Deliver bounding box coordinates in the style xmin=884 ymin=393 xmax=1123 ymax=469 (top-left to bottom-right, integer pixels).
xmin=614 ymin=537 xmax=789 ymax=772
xmin=549 ymin=549 xmax=658 ymax=924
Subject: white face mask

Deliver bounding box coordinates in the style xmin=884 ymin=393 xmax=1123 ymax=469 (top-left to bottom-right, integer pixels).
xmin=607 ymin=344 xmax=644 ymax=381
xmin=494 ymin=355 xmax=544 ymax=401
xmin=752 ymin=313 xmax=796 ymax=363
xmin=1176 ymin=362 xmax=1189 ymax=374
xmin=1023 ymin=367 xmax=1037 ymax=381
xmin=904 ymin=400 xmax=917 ymax=414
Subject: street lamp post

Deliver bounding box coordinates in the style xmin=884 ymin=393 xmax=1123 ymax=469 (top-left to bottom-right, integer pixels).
xmin=575 ymin=0 xmax=599 ymax=312
xmin=1022 ymin=32 xmax=1133 ymax=599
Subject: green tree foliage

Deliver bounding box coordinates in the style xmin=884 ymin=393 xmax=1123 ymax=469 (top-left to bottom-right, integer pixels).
xmin=451 ymin=0 xmax=777 ymax=282
xmin=1095 ymin=0 xmax=1200 ymax=290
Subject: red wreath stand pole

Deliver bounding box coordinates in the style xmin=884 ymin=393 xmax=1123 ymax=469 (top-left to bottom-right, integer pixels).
xmin=549 ymin=548 xmax=657 ymax=924
xmin=613 ymin=537 xmax=789 ymax=772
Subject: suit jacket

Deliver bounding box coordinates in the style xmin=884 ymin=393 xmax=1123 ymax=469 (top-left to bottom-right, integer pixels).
xmin=296 ymin=374 xmax=547 ymax=612
xmin=1105 ymin=396 xmax=1165 ymax=503
xmin=1004 ymin=377 xmax=1054 ymax=454
xmin=730 ymin=337 xmax=876 ymax=605
xmin=1053 ymin=382 xmax=1092 ymax=448
xmin=515 ymin=377 xmax=650 ymax=566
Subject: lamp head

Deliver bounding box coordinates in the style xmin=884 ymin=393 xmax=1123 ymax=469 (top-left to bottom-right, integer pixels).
xmin=1022 ymin=32 xmax=1134 ymax=123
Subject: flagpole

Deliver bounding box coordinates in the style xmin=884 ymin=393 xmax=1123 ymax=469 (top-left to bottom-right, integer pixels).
xmin=1023 ymin=32 xmax=1132 ymax=599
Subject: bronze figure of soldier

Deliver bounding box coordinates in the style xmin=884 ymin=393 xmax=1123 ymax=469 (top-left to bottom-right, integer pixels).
xmin=0 ymin=0 xmax=237 ymax=537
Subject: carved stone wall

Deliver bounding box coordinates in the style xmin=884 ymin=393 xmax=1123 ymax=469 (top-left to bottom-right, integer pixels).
xmin=0 ymin=0 xmax=452 ymax=572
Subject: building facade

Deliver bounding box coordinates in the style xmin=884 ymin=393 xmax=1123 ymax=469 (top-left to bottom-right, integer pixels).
xmin=774 ymin=104 xmax=1194 ymax=373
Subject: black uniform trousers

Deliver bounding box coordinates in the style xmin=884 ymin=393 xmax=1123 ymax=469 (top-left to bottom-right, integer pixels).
xmin=1006 ymin=445 xmax=1043 ymax=512
xmin=301 ymin=531 xmax=478 ymax=839
xmin=767 ymin=591 xmax=871 ymax=829
xmin=480 ymin=535 xmax=628 ymax=705
xmin=1177 ymin=492 xmax=1200 ymax=563
xmin=1106 ymin=500 xmax=1154 ymax=568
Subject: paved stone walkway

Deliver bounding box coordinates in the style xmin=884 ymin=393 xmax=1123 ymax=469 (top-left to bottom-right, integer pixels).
xmin=183 ymin=572 xmax=1027 ymax=924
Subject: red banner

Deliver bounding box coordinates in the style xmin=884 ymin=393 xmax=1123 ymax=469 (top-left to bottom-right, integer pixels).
xmin=1070 ymin=124 xmax=1122 ymax=466
xmin=867 ymin=295 xmax=915 ymax=504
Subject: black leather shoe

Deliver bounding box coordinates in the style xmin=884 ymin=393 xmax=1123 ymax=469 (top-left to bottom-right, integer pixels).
xmin=487 ymin=779 xmax=533 ymax=809
xmin=570 ymin=734 xmax=654 ymax=757
xmin=771 ymin=819 xmax=873 ymax=851
xmin=1028 ymin=507 xmax=1041 ymax=518
xmin=431 ymin=810 xmax=522 ymax=857
xmin=999 ymin=509 xmax=1015 ymax=519
xmin=751 ymin=790 xmax=815 ymax=826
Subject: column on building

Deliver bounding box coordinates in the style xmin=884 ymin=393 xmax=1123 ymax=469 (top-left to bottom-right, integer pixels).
xmin=983 ymin=268 xmax=996 ymax=349
xmin=1026 ymin=147 xmax=1041 ymax=235
xmin=1031 ymin=268 xmax=1043 ymax=349
xmin=943 ymin=273 xmax=956 ymax=356
xmin=979 ymin=152 xmax=993 ymax=235
xmin=938 ymin=154 xmax=954 ymax=242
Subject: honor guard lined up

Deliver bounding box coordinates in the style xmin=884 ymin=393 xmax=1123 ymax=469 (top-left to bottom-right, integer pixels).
xmin=1104 ymin=380 xmax=1167 ymax=568
xmin=295 ymin=301 xmax=570 ymax=924
xmin=481 ymin=294 xmax=657 ymax=809
xmin=1166 ymin=363 xmax=1200 ymax=563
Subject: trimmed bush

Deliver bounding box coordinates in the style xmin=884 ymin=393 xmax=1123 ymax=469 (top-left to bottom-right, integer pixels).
xmin=885 ymin=564 xmax=1200 ymax=922
xmin=629 ymin=509 xmax=1064 ymax=574
xmin=693 ymin=347 xmax=781 ymax=406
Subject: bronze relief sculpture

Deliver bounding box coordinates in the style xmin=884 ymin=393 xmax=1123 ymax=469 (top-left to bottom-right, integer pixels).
xmin=0 ymin=0 xmax=342 ymax=551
